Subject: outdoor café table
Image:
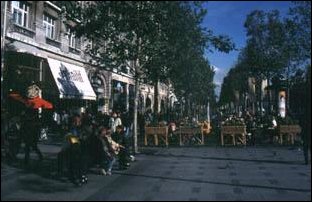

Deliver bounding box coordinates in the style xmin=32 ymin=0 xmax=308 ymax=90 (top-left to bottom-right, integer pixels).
xmin=144 ymin=126 xmax=168 ymax=146
xmin=220 ymin=125 xmax=247 ymax=146
xmin=179 ymin=126 xmax=204 ymax=146
xmin=278 ymin=125 xmax=301 ymax=145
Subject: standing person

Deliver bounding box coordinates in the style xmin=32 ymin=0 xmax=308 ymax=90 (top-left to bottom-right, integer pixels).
xmin=61 ymin=110 xmax=69 ymax=135
xmin=103 ymin=112 xmax=110 ymax=128
xmin=66 ymin=114 xmax=88 ymax=186
xmin=115 ymin=112 xmax=122 ymax=128
xmin=71 ymin=114 xmax=82 ymax=137
xmin=109 ymin=112 xmax=116 ymax=133
xmin=21 ymin=108 xmax=43 ymax=166
xmin=53 ymin=110 xmax=61 ymax=134
xmin=109 ymin=112 xmax=123 ymax=133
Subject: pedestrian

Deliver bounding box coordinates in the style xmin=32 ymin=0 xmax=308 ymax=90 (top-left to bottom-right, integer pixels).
xmin=108 ymin=112 xmax=116 ymax=133
xmin=21 ymin=108 xmax=43 ymax=166
xmin=109 ymin=112 xmax=122 ymax=133
xmin=60 ymin=115 xmax=88 ymax=186
xmin=61 ymin=110 xmax=69 ymax=135
xmin=53 ymin=110 xmax=61 ymax=134
xmin=115 ymin=112 xmax=122 ymax=128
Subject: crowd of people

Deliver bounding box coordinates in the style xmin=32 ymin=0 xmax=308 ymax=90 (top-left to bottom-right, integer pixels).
xmin=2 ymin=107 xmax=135 ymax=186
xmin=54 ymin=109 xmax=135 ymax=186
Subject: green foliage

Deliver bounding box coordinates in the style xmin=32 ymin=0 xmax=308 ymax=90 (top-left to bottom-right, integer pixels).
xmin=222 ymin=117 xmax=245 ymax=126
xmin=60 ymin=1 xmax=235 ymax=117
xmin=286 ymin=1 xmax=311 ymax=64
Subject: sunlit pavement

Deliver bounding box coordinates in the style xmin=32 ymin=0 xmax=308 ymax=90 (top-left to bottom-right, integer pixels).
xmin=1 ymin=144 xmax=311 ymax=201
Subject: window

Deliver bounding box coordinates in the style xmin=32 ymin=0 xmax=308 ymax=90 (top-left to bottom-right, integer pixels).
xmin=43 ymin=14 xmax=55 ymax=39
xmin=67 ymin=27 xmax=81 ymax=50
xmin=12 ymin=1 xmax=29 ymax=27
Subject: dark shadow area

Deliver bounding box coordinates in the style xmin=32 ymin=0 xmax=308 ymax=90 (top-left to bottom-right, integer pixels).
xmin=113 ymin=172 xmax=311 ymax=193
xmin=138 ymin=150 xmax=304 ymax=165
xmin=2 ymin=154 xmax=70 ymax=185
xmin=18 ymin=177 xmax=70 ymax=193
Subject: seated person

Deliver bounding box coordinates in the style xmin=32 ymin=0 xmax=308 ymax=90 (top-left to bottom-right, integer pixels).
xmin=112 ymin=125 xmax=131 ymax=169
xmin=98 ymin=127 xmax=124 ymax=175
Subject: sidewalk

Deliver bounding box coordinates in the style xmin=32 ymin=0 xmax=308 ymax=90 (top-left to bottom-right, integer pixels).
xmin=2 ymin=137 xmax=311 ymax=201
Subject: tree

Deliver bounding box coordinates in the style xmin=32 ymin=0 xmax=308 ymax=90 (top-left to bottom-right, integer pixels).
xmin=285 ymin=1 xmax=311 ymax=65
xmin=62 ymin=1 xmax=235 ymax=152
xmin=242 ymin=10 xmax=289 ymax=114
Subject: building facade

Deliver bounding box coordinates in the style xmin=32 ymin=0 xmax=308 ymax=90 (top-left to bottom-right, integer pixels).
xmin=1 ymin=1 xmax=172 ymax=116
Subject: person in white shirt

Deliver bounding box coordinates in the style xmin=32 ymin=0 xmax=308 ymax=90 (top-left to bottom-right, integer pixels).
xmin=114 ymin=112 xmax=122 ymax=129
xmin=109 ymin=112 xmax=122 ymax=133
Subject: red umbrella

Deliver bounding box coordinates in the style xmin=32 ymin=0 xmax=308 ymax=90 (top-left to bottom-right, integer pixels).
xmin=25 ymin=96 xmax=53 ymax=109
xmin=8 ymin=92 xmax=53 ymax=109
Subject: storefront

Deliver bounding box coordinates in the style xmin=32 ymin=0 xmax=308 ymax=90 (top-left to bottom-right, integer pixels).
xmin=111 ymin=72 xmax=135 ymax=113
xmin=111 ymin=80 xmax=127 ymax=112
xmin=89 ymin=71 xmax=110 ymax=114
xmin=4 ymin=43 xmax=97 ymax=116
xmin=46 ymin=58 xmax=96 ymax=114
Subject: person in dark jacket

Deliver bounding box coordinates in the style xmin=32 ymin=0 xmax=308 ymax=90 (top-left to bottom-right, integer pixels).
xmin=21 ymin=108 xmax=43 ymax=166
xmin=98 ymin=127 xmax=124 ymax=175
xmin=112 ymin=125 xmax=130 ymax=169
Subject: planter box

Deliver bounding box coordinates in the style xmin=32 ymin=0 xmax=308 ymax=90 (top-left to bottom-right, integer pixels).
xmin=278 ymin=125 xmax=301 ymax=145
xmin=221 ymin=125 xmax=246 ymax=146
xmin=179 ymin=126 xmax=203 ymax=146
xmin=144 ymin=126 xmax=168 ymax=146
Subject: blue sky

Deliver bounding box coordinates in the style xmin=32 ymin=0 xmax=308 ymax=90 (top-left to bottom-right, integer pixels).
xmin=202 ymin=1 xmax=293 ymax=98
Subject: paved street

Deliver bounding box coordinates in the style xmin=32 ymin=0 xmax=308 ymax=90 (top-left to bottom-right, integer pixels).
xmin=1 ymin=143 xmax=311 ymax=201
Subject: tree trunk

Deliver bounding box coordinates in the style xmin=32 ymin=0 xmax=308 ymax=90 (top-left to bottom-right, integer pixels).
xmin=133 ymin=68 xmax=139 ymax=154
xmin=256 ymin=76 xmax=262 ymax=116
xmin=286 ymin=65 xmax=290 ymax=115
xmin=153 ymin=80 xmax=159 ymax=114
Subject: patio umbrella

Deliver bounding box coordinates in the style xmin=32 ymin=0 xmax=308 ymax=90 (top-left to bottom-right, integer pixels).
xmin=25 ymin=96 xmax=53 ymax=109
xmin=8 ymin=92 xmax=53 ymax=109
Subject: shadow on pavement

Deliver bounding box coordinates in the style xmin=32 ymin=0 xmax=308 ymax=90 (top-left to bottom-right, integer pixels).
xmin=139 ymin=149 xmax=305 ymax=165
xmin=113 ymin=171 xmax=311 ymax=193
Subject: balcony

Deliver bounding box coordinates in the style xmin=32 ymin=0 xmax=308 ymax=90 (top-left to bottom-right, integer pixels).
xmin=11 ymin=23 xmax=36 ymax=39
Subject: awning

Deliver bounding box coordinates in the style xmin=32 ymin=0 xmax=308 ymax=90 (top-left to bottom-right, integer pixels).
xmin=47 ymin=58 xmax=96 ymax=100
